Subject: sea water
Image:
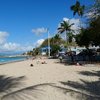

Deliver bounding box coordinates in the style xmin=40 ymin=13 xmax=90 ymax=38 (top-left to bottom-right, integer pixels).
xmin=0 ymin=56 xmax=28 ymax=64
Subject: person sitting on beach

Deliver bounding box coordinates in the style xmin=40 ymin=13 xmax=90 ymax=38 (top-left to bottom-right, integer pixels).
xmin=41 ymin=61 xmax=47 ymax=64
xmin=36 ymin=60 xmax=47 ymax=64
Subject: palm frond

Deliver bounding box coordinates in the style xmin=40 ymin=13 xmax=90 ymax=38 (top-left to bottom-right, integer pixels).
xmin=70 ymin=1 xmax=85 ymax=17
xmin=70 ymin=23 xmax=75 ymax=26
xmin=70 ymin=5 xmax=75 ymax=10
xmin=76 ymin=1 xmax=80 ymax=7
xmin=2 ymin=83 xmax=99 ymax=100
xmin=73 ymin=11 xmax=77 ymax=16
xmin=58 ymin=29 xmax=65 ymax=34
xmin=57 ymin=27 xmax=63 ymax=30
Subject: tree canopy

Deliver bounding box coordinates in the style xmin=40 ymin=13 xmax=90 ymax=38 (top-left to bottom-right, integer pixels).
xmin=75 ymin=16 xmax=100 ymax=47
xmin=58 ymin=20 xmax=74 ymax=43
xmin=72 ymin=0 xmax=100 ymax=47
xmin=70 ymin=0 xmax=85 ymax=17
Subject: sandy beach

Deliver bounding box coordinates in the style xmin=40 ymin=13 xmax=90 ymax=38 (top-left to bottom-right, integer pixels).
xmin=0 ymin=57 xmax=100 ymax=100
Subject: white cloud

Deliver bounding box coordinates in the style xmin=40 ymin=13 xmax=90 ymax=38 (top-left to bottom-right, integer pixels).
xmin=63 ymin=18 xmax=69 ymax=21
xmin=3 ymin=42 xmax=20 ymax=51
xmin=0 ymin=31 xmax=34 ymax=52
xmin=35 ymin=39 xmax=44 ymax=47
xmin=0 ymin=31 xmax=9 ymax=44
xmin=85 ymin=12 xmax=94 ymax=18
xmin=0 ymin=42 xmax=34 ymax=52
xmin=63 ymin=17 xmax=80 ymax=34
xmin=32 ymin=27 xmax=48 ymax=35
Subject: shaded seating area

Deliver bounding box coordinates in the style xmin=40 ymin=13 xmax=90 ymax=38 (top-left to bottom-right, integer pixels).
xmin=58 ymin=48 xmax=100 ymax=65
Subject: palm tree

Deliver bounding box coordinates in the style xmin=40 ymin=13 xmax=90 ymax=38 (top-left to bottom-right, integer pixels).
xmin=52 ymin=34 xmax=62 ymax=45
xmin=67 ymin=32 xmax=74 ymax=43
xmin=71 ymin=0 xmax=85 ymax=35
xmin=70 ymin=0 xmax=85 ymax=17
xmin=58 ymin=20 xmax=74 ymax=45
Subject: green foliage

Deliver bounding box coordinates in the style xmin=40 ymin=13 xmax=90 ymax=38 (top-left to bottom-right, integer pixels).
xmin=40 ymin=39 xmax=48 ymax=47
xmin=67 ymin=32 xmax=74 ymax=43
xmin=39 ymin=34 xmax=65 ymax=56
xmin=71 ymin=1 xmax=100 ymax=47
xmin=40 ymin=34 xmax=64 ymax=48
xmin=50 ymin=45 xmax=60 ymax=56
xmin=51 ymin=34 xmax=63 ymax=45
xmin=70 ymin=1 xmax=85 ymax=17
xmin=58 ymin=21 xmax=74 ymax=34
xmin=58 ymin=20 xmax=74 ymax=43
xmin=27 ymin=51 xmax=34 ymax=56
xmin=88 ymin=16 xmax=100 ymax=46
xmin=75 ymin=28 xmax=91 ymax=47
xmin=32 ymin=47 xmax=40 ymax=56
xmin=75 ymin=16 xmax=100 ymax=47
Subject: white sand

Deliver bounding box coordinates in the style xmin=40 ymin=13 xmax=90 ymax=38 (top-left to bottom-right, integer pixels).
xmin=0 ymin=58 xmax=100 ymax=100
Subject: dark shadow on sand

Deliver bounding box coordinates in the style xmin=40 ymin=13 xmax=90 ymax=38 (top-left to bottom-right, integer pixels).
xmin=60 ymin=79 xmax=100 ymax=96
xmin=0 ymin=75 xmax=26 ymax=93
xmin=1 ymin=83 xmax=54 ymax=100
xmin=1 ymin=82 xmax=100 ymax=100
xmin=79 ymin=70 xmax=100 ymax=77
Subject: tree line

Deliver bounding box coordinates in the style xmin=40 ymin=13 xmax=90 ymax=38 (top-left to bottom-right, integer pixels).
xmin=27 ymin=0 xmax=100 ymax=56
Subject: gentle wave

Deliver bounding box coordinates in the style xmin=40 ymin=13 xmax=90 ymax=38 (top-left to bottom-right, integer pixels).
xmin=0 ymin=56 xmax=28 ymax=64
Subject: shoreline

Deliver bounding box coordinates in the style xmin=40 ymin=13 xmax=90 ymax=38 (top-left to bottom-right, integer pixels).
xmin=0 ymin=55 xmax=32 ymax=65
xmin=0 ymin=58 xmax=28 ymax=65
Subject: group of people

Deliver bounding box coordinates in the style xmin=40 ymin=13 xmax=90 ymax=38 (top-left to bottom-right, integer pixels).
xmin=30 ymin=56 xmax=47 ymax=67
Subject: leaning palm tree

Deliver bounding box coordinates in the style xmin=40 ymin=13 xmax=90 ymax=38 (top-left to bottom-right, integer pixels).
xmin=58 ymin=20 xmax=74 ymax=46
xmin=70 ymin=0 xmax=85 ymax=17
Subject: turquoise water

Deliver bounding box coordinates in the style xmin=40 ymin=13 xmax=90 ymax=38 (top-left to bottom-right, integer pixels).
xmin=0 ymin=56 xmax=27 ymax=64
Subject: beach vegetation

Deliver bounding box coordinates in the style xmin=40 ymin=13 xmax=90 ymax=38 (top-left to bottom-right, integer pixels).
xmin=74 ymin=0 xmax=100 ymax=48
xmin=70 ymin=0 xmax=85 ymax=17
xmin=50 ymin=45 xmax=60 ymax=57
xmin=70 ymin=0 xmax=100 ymax=48
xmin=57 ymin=20 xmax=74 ymax=46
xmin=40 ymin=34 xmax=64 ymax=56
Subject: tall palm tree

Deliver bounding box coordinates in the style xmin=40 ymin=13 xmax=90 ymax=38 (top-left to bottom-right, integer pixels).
xmin=71 ymin=0 xmax=85 ymax=35
xmin=70 ymin=0 xmax=85 ymax=17
xmin=58 ymin=20 xmax=74 ymax=44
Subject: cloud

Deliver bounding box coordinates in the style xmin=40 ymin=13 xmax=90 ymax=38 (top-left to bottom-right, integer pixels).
xmin=0 ymin=42 xmax=34 ymax=52
xmin=63 ymin=17 xmax=80 ymax=34
xmin=85 ymin=11 xmax=99 ymax=19
xmin=35 ymin=39 xmax=44 ymax=47
xmin=0 ymin=42 xmax=20 ymax=52
xmin=85 ymin=12 xmax=94 ymax=18
xmin=0 ymin=31 xmax=9 ymax=44
xmin=32 ymin=27 xmax=48 ymax=35
xmin=63 ymin=18 xmax=69 ymax=21
xmin=3 ymin=42 xmax=20 ymax=51
xmin=0 ymin=31 xmax=34 ymax=52
xmin=0 ymin=39 xmax=45 ymax=52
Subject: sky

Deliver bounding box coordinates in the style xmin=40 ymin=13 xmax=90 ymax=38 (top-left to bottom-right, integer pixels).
xmin=0 ymin=0 xmax=93 ymax=53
